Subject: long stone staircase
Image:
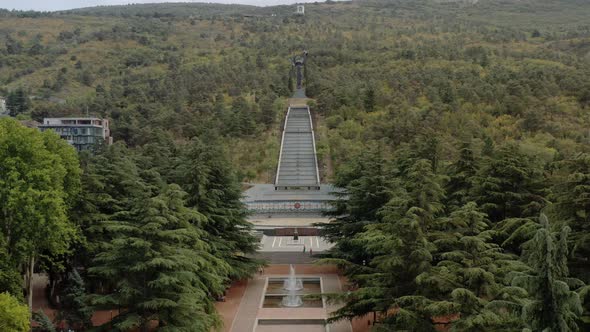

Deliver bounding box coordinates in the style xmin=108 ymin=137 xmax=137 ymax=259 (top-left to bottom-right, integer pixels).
xmin=275 ymin=105 xmax=320 ymax=190
xmin=243 ymin=53 xmax=338 ymax=216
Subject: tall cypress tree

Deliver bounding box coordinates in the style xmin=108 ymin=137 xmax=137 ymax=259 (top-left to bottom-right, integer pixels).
xmin=551 ymin=153 xmax=590 ymax=275
xmin=512 ymin=214 xmax=583 ymax=332
xmin=319 ymin=145 xmax=393 ymax=268
xmin=74 ymin=143 xmax=149 ymax=269
xmin=259 ymin=94 xmax=276 ymax=128
xmin=58 ymin=269 xmax=92 ymax=330
xmin=550 ymin=153 xmax=590 ymax=322
xmin=89 ymin=184 xmax=228 ymax=332
xmin=473 ymin=143 xmax=547 ymax=223
xmin=174 ymin=138 xmax=261 ymax=280
xmin=445 ymin=142 xmax=479 ymax=211
xmin=331 ymin=159 xmax=445 ymax=330
xmin=375 ymin=159 xmax=446 ymax=330
xmin=364 ymin=87 xmax=376 ymax=112
xmin=425 ymin=202 xmax=527 ymax=331
xmin=6 ymin=87 xmax=29 ymax=117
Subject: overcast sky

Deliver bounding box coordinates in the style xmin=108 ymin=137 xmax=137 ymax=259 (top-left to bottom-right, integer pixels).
xmin=0 ymin=0 xmax=323 ymax=11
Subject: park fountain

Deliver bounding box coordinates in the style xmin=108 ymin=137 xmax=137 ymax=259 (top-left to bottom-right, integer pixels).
xmin=281 ymin=265 xmax=303 ymax=307
xmin=283 ymin=264 xmax=303 ymax=291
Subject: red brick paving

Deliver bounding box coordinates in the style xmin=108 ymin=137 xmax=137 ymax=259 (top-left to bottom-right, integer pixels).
xmin=351 ymin=314 xmax=374 ymax=332
xmin=215 ymin=279 xmax=248 ymax=332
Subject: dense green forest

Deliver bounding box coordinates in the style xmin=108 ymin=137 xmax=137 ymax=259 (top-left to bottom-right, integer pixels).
xmin=1 ymin=0 xmax=590 ymax=331
xmin=0 ymin=117 xmax=263 ymax=331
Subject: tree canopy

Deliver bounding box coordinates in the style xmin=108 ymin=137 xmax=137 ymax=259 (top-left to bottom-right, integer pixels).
xmin=1 ymin=0 xmax=590 ymax=330
xmin=0 ymin=292 xmax=30 ymax=332
xmin=0 ymin=118 xmax=81 ymax=308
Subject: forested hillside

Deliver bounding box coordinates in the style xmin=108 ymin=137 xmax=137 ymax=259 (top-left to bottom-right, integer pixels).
xmin=1 ymin=0 xmax=590 ymax=330
xmin=1 ymin=0 xmax=590 ymax=179
xmin=0 ymin=3 xmax=295 ymax=181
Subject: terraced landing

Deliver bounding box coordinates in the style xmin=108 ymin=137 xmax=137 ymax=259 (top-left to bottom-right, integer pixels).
xmin=275 ymin=106 xmax=320 ymax=189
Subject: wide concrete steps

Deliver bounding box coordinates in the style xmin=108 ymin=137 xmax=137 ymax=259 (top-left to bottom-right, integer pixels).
xmin=275 ymin=106 xmax=320 ymax=188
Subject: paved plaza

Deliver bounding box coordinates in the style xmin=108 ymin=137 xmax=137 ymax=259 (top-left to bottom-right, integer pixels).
xmin=259 ymin=235 xmax=333 ymax=252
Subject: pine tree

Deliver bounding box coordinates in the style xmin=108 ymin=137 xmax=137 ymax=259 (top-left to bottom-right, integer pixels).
xmin=551 ymin=153 xmax=590 ymax=271
xmin=482 ymin=136 xmax=495 ymax=158
xmin=373 ymin=159 xmax=446 ymax=330
xmin=255 ymin=54 xmax=265 ymax=69
xmin=213 ymin=92 xmax=225 ymax=114
xmin=512 ymin=214 xmax=584 ymax=332
xmin=473 ymin=143 xmax=548 ymax=223
xmin=89 ymin=184 xmax=228 ymax=332
xmin=550 ymin=153 xmax=590 ymax=322
xmin=364 ymin=87 xmax=376 ymax=112
xmin=330 ymin=159 xmax=445 ymax=330
xmin=319 ymin=145 xmax=393 ymax=267
xmin=58 ymin=269 xmax=92 ymax=330
xmin=6 ymin=87 xmax=29 ymax=117
xmin=259 ymin=94 xmax=276 ymax=128
xmin=174 ymin=138 xmax=261 ymax=280
xmin=231 ymin=96 xmax=256 ymax=136
xmin=32 ymin=310 xmax=55 ymax=332
xmin=410 ymin=134 xmax=441 ymax=173
xmin=74 ymin=143 xmax=149 ymax=270
xmin=4 ymin=35 xmax=23 ymax=55
xmin=317 ymin=146 xmax=396 ymax=326
xmin=288 ymin=74 xmax=294 ymax=92
xmin=425 ymin=203 xmax=527 ymax=331
xmin=445 ymin=142 xmax=479 ymax=211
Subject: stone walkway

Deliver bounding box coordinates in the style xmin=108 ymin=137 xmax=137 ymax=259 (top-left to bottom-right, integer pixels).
xmin=230 ymin=276 xmax=266 ymax=332
xmin=215 ymin=280 xmax=248 ymax=331
xmin=292 ymin=88 xmax=307 ymax=99
xmin=323 ymin=274 xmax=353 ymax=332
